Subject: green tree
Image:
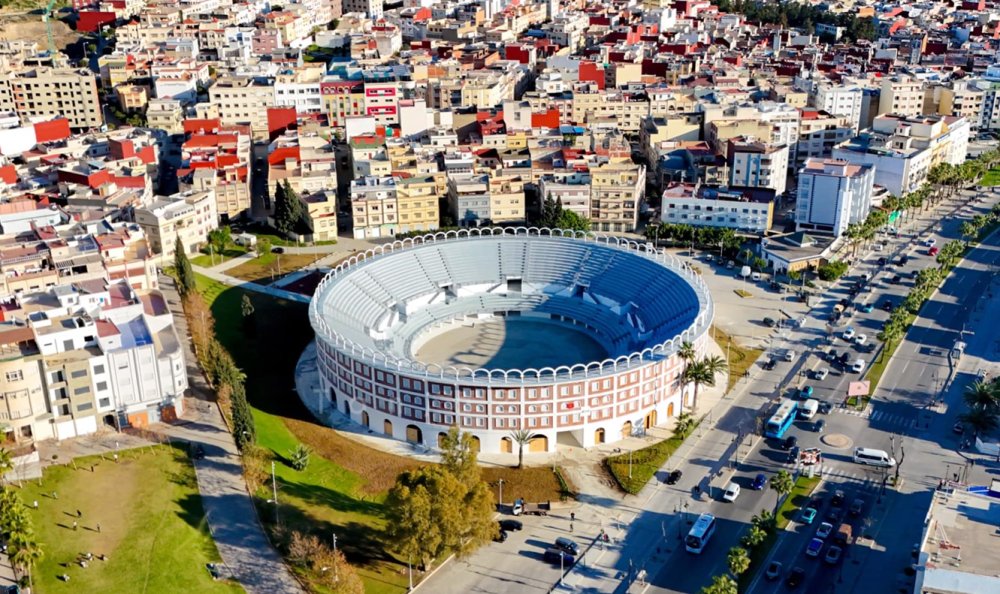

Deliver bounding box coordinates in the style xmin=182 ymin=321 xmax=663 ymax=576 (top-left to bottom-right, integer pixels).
xmin=769 ymin=470 xmax=794 ymax=515
xmin=674 ymin=411 xmax=695 ymax=437
xmin=508 ymin=429 xmax=533 ymax=469
xmin=960 ymin=407 xmax=999 ymax=439
xmin=0 ymin=448 xmax=12 ymax=484
xmin=555 ymin=208 xmax=592 ymax=233
xmin=817 ymin=260 xmax=849 ymax=281
xmin=727 ymin=546 xmax=750 ymax=577
xmin=241 ymin=294 xmax=255 ymax=318
xmin=231 ymin=382 xmax=256 ymax=451
xmin=288 ymin=444 xmax=311 ymax=471
xmin=741 ymin=525 xmax=767 ymax=549
xmin=964 ymin=381 xmax=1000 ymax=414
xmin=208 ymin=226 xmax=231 ymax=256
xmin=439 ymin=425 xmax=481 ymax=486
xmin=174 ymin=236 xmax=195 ymax=295
xmin=8 ymin=532 xmax=42 ymax=592
xmin=256 ymin=236 xmax=272 ymax=257
xmin=539 ymin=193 xmax=561 ymax=227
xmin=700 ymin=574 xmax=738 ymax=594
xmin=274 ymin=181 xmax=303 ymax=238
xmin=682 ymin=361 xmax=712 ymax=414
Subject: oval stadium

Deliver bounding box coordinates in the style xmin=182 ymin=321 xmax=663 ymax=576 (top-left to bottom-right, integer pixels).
xmin=307 ymin=228 xmax=714 ymax=455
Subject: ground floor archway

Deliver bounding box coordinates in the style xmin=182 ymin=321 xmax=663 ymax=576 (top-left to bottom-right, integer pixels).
xmin=667 ymin=402 xmax=675 ymax=418
xmin=594 ymin=428 xmax=606 ymax=444
xmin=344 ymin=401 xmax=350 ymax=416
xmin=329 ymin=387 xmax=337 ymax=406
xmin=622 ymin=421 xmax=633 ymax=439
xmin=438 ymin=432 xmax=448 ymax=449
xmin=406 ymin=424 xmax=422 ymax=444
xmin=644 ymin=409 xmax=657 ymax=429
xmin=384 ymin=419 xmax=393 ymax=437
xmin=500 ymin=437 xmax=512 ymax=453
xmin=470 ymin=435 xmax=481 ymax=452
xmin=361 ymin=411 xmax=369 ymax=427
xmin=528 ymin=435 xmax=547 ymax=452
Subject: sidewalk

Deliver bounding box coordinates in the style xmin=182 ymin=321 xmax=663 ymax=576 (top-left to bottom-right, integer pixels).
xmin=192 ymin=264 xmax=310 ymax=303
xmin=159 ymin=274 xmax=303 ymax=594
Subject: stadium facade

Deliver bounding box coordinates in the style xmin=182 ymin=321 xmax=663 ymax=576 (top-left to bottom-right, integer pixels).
xmin=308 ymin=228 xmax=713 ymax=455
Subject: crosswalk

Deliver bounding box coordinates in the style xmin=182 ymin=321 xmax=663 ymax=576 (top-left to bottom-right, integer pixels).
xmin=834 ymin=407 xmax=919 ymax=429
xmin=792 ymin=464 xmax=886 ymax=489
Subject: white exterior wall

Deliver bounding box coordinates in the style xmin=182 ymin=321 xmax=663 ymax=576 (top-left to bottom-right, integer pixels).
xmin=106 ymin=345 xmax=163 ymax=411
xmin=813 ymin=85 xmax=863 ymax=132
xmin=661 ymin=196 xmax=771 ymax=233
xmin=795 ymin=165 xmax=874 ymax=237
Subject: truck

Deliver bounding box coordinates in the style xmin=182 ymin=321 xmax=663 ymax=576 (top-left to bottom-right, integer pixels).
xmin=512 ymin=499 xmax=551 ymax=516
xmin=835 ymin=523 xmax=852 ymax=546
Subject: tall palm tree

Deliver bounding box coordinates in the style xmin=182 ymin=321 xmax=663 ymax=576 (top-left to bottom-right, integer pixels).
xmin=508 ymin=429 xmax=532 ymax=469
xmin=741 ymin=525 xmax=767 ymax=549
xmin=960 ymin=407 xmax=999 ymax=439
xmin=678 ymin=341 xmax=696 ymax=401
xmin=700 ymin=574 xmax=737 ymax=594
xmin=964 ymin=381 xmax=1000 ymax=414
xmin=9 ymin=533 xmax=43 ymax=592
xmin=683 ymin=361 xmax=713 ymax=414
xmin=769 ymin=470 xmax=794 ymax=516
xmin=674 ymin=412 xmax=695 ymax=437
xmin=727 ymin=546 xmax=751 ymax=578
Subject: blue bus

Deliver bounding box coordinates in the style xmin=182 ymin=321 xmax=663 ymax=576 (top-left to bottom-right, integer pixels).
xmin=765 ymin=400 xmax=798 ymax=438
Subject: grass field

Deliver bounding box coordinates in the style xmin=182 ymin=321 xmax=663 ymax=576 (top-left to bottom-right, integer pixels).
xmin=19 ymin=445 xmax=239 ymax=594
xmin=775 ymin=475 xmax=821 ymax=530
xmin=195 ymin=274 xmax=568 ymax=593
xmin=191 ymin=247 xmax=249 ymax=268
xmin=225 ymin=253 xmax=321 ymax=284
xmin=712 ymin=326 xmax=764 ymax=393
xmin=605 ymin=421 xmax=698 ymax=494
xmin=980 ymin=167 xmax=1000 ymax=186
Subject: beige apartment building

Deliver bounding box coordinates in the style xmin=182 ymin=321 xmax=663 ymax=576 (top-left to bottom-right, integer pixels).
xmin=487 ymin=171 xmax=526 ymax=225
xmin=351 ymin=176 xmax=399 ymax=239
xmin=134 ymin=190 xmax=219 ymax=263
xmin=209 ymin=76 xmax=274 ymax=138
xmin=395 ymin=175 xmax=441 ymax=234
xmin=0 ymin=67 xmax=102 ymax=130
xmin=590 ymin=162 xmax=644 ymax=233
xmin=879 ymin=77 xmax=927 ymax=117
xmin=146 ymin=98 xmax=185 ymax=134
xmin=571 ymin=83 xmax=651 ymax=133
xmin=301 ymin=190 xmax=338 ymax=242
xmin=0 ymin=328 xmax=46 ymax=443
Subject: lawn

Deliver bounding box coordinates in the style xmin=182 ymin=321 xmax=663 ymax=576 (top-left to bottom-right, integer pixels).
xmin=19 ymin=445 xmax=239 ymax=594
xmin=243 ymin=223 xmax=338 ymax=247
xmin=194 ymin=274 xmax=568 ymax=593
xmin=980 ymin=167 xmax=1000 ymax=186
xmin=225 ymin=253 xmax=322 ymax=285
xmin=604 ymin=422 xmax=698 ymax=495
xmin=712 ymin=325 xmax=764 ymax=393
xmin=191 ymin=246 xmax=249 ymax=268
xmin=776 ymin=475 xmax=821 ymax=530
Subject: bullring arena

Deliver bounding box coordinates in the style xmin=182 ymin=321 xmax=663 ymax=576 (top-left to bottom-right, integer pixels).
xmin=304 ymin=228 xmax=714 ymax=456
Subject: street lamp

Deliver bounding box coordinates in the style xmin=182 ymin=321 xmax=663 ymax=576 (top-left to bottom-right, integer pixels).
xmin=497 ymin=478 xmax=504 ymax=509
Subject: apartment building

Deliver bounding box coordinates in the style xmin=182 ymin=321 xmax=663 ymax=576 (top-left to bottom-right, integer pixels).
xmin=811 ymin=82 xmax=864 ymax=132
xmin=0 ymin=68 xmax=102 ymax=130
xmin=267 ymin=130 xmax=338 ymax=198
xmin=134 ymin=190 xmax=219 ymax=263
xmin=395 ymin=175 xmax=442 ymax=234
xmin=146 ymin=98 xmax=185 ymax=134
xmin=538 ymin=172 xmax=592 ymax=219
xmin=796 ymin=109 xmax=854 ymax=166
xmin=343 ymin=0 xmax=383 ymax=18
xmin=181 ymin=124 xmax=252 ymax=220
xmin=937 ymin=81 xmax=985 ymax=131
xmin=448 ymin=173 xmax=492 ymax=227
xmin=301 ymin=190 xmax=338 ymax=242
xmin=727 ymin=139 xmax=790 ymax=195
xmin=486 ymin=171 xmax=526 ymax=225
xmin=879 ymin=77 xmax=927 ymax=118
xmin=795 ymin=159 xmax=875 ymax=237
xmin=659 ymin=183 xmax=774 ymax=234
xmin=351 ymin=176 xmax=398 ymax=239
xmin=208 ymin=75 xmax=274 ymax=138
xmin=571 ymin=83 xmax=650 ymax=133
xmin=704 ymin=103 xmax=799 ymax=162
xmin=590 ymin=162 xmax=644 ymax=233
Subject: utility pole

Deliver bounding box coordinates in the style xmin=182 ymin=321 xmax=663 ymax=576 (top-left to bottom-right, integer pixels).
xmin=332 ymin=533 xmax=338 ymax=582
xmin=497 ymin=478 xmax=504 ymax=509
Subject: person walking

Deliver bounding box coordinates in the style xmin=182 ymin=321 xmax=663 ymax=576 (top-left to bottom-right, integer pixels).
xmin=96 ymin=523 xmax=101 ymax=534
xmin=72 ymin=521 xmax=78 ymax=531
xmin=77 ymin=509 xmax=82 ymax=519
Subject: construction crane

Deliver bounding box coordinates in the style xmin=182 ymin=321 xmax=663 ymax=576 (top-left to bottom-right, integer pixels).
xmin=41 ymin=0 xmax=57 ymax=55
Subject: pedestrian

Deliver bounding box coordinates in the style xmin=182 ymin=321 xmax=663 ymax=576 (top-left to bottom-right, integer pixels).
xmin=32 ymin=500 xmax=38 ymax=509
xmin=72 ymin=521 xmax=78 ymax=531
xmin=570 ymin=512 xmax=576 ymax=522
xmin=570 ymin=523 xmax=574 ymax=533
xmin=52 ymin=490 xmax=58 ymax=500
xmin=96 ymin=523 xmax=101 ymax=533
xmin=77 ymin=509 xmax=82 ymax=518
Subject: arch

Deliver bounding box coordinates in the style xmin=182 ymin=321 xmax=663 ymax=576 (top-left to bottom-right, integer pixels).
xmin=383 ymin=419 xmax=393 ymax=437
xmin=667 ymin=402 xmax=675 ymax=418
xmin=329 ymin=387 xmax=337 ymax=406
xmin=622 ymin=421 xmax=633 ymax=439
xmin=500 ymin=437 xmax=513 ymax=453
xmin=528 ymin=435 xmax=548 ymax=452
xmin=361 ymin=411 xmax=370 ymax=427
xmin=645 ymin=409 xmax=657 ymax=429
xmin=470 ymin=435 xmax=481 ymax=453
xmin=437 ymin=432 xmax=448 ymax=449
xmin=405 ymin=424 xmax=422 ymax=445
xmin=343 ymin=401 xmax=350 ymax=416
xmin=594 ymin=428 xmax=606 ymax=445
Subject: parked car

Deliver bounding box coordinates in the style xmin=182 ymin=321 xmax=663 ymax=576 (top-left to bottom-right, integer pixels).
xmin=543 ymin=548 xmax=575 ymax=565
xmin=824 ymin=545 xmax=843 ymax=565
xmin=495 ymin=530 xmax=509 ymax=543
xmin=800 ymin=507 xmax=818 ymax=525
xmin=843 ymin=327 xmax=856 ymax=340
xmin=924 ymin=237 xmax=936 ymax=247
xmin=765 ymin=560 xmax=783 ymax=581
xmin=891 ymin=275 xmax=902 ymax=284
xmin=929 ymin=246 xmax=940 ymax=256
xmin=832 ymin=490 xmax=846 ymax=506
xmin=816 ymin=522 xmax=834 ymax=539
xmin=752 ymin=473 xmax=767 ymax=490
xmin=826 ymin=506 xmax=844 ymax=525
xmin=855 ymin=334 xmax=868 ymax=345
xmin=818 ymin=402 xmax=833 ymax=415
xmin=798 ymin=386 xmax=814 ymax=399
xmin=882 ymin=300 xmax=894 ymax=312
xmin=723 ymin=482 xmax=741 ymax=502
xmin=849 ymin=498 xmax=866 ymax=517
xmin=763 ymin=358 xmax=777 ymax=371
xmin=806 ymin=537 xmax=824 ymax=557
xmin=861 ymin=304 xmax=874 ymax=313
xmin=813 ymin=419 xmax=826 ymax=433
xmin=953 ymin=422 xmax=966 ymax=435
xmin=876 ymin=257 xmax=888 ymax=266
xmin=786 ymin=567 xmax=806 ymax=587
xmin=783 ymin=435 xmax=799 ymax=450
xmin=665 ymin=469 xmax=683 ymax=485
xmin=554 ymin=537 xmax=579 ymax=556
xmin=814 ymin=368 xmax=830 ymax=381
xmin=851 ymin=359 xmax=866 ymax=373
xmin=763 ymin=317 xmax=777 ymax=328
xmin=499 ymin=519 xmax=523 ymax=532
xmin=784 ymin=350 xmax=797 ymax=362
xmin=271 ymin=246 xmax=285 ymax=254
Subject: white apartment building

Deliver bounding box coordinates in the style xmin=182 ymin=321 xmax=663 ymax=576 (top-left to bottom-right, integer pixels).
xmin=343 ymin=0 xmax=383 ymax=19
xmin=134 ymin=190 xmax=219 ymax=263
xmin=350 ymin=176 xmax=398 ymax=239
xmin=538 ymin=172 xmax=592 ymax=219
xmin=659 ymin=184 xmax=774 ymax=233
xmin=795 ymin=159 xmax=875 ymax=237
xmin=796 ymin=109 xmax=854 ymax=166
xmin=728 ymin=140 xmax=789 ymax=195
xmin=811 ymin=83 xmax=864 ymax=132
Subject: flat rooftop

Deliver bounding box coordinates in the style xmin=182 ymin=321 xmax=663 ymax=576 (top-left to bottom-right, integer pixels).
xmin=919 ymin=489 xmax=1000 ymax=593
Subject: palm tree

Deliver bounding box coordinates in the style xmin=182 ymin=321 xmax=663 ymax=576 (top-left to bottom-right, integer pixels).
xmin=751 ymin=509 xmax=775 ymax=532
xmin=700 ymin=574 xmax=738 ymax=594
xmin=769 ymin=470 xmax=794 ymax=515
xmin=727 ymin=546 xmax=751 ymax=578
xmin=964 ymin=381 xmax=1000 ymax=414
xmin=509 ymin=429 xmax=533 ymax=469
xmin=674 ymin=412 xmax=695 ymax=437
xmin=741 ymin=525 xmax=767 ymax=549
xmin=683 ymin=361 xmax=713 ymax=414
xmin=960 ymin=408 xmax=999 ymax=439
xmin=678 ymin=340 xmax=696 ymax=400
xmin=8 ymin=533 xmax=43 ymax=592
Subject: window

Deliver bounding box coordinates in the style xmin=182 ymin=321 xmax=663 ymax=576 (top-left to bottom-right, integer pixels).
xmin=77 ymin=402 xmax=93 ymax=412
xmin=5 ymin=371 xmax=22 ymax=382
xmin=99 ymin=398 xmax=110 ymax=407
xmin=73 ymin=386 xmax=90 ymax=395
xmin=71 ymin=369 xmax=88 ymax=379
xmin=96 ymin=381 xmax=108 ymax=391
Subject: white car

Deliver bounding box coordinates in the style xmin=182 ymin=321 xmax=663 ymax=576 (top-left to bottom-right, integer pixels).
xmin=924 ymin=237 xmax=936 ymax=247
xmin=843 ymin=327 xmax=856 ymax=340
xmin=851 ymin=359 xmax=866 ymax=373
xmin=814 ymin=368 xmax=830 ymax=381
xmin=855 ymin=334 xmax=868 ymax=345
xmin=723 ymin=482 xmax=741 ymax=502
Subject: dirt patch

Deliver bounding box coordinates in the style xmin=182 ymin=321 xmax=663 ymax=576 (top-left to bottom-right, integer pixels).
xmin=0 ymin=14 xmax=79 ymax=51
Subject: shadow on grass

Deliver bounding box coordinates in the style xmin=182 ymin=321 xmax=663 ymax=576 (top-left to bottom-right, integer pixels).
xmin=279 ymin=477 xmax=384 ymax=518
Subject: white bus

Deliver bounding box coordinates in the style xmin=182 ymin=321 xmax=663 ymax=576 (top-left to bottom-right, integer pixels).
xmin=685 ymin=513 xmax=717 ymax=554
xmin=853 ymin=447 xmax=896 ymax=467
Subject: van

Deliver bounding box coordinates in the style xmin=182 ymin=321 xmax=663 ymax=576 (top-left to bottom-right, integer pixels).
xmin=835 ymin=523 xmax=852 ymax=545
xmin=853 ymin=447 xmax=896 ymax=467
xmin=784 ymin=350 xmax=797 ymax=362
xmin=798 ymin=399 xmax=819 ymax=420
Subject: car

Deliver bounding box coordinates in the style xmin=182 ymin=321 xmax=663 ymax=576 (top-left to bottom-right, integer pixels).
xmin=824 ymin=545 xmax=843 ymax=565
xmin=814 ymin=368 xmax=829 ymax=381
xmin=800 ymin=507 xmax=818 ymax=524
xmin=784 ymin=350 xmax=797 ymax=362
xmin=843 ymin=327 xmax=856 ymax=340
xmin=877 ymin=256 xmax=888 ymax=266
xmin=849 ymin=498 xmax=866 ymax=517
xmin=813 ymin=419 xmax=826 ymax=433
xmin=929 ymin=246 xmax=940 ymax=256
xmin=543 ymin=548 xmax=575 ymax=565
xmin=786 ymin=567 xmax=805 ymax=587
xmin=193 ymin=444 xmax=206 ymax=460
xmin=271 ymin=246 xmax=285 ymax=254
xmin=499 ymin=519 xmax=523 ymax=531
xmin=494 ymin=529 xmax=508 ymax=542
xmin=851 ymin=359 xmax=866 ymax=373
xmin=882 ymin=300 xmax=894 ymax=312
xmin=554 ymin=537 xmax=579 ymax=555
xmin=798 ymin=385 xmax=814 ymax=399
xmin=825 ymin=506 xmax=844 ymax=525
xmin=763 ymin=317 xmax=777 ymax=328
xmin=839 ymin=352 xmax=852 ymax=365
xmin=806 ymin=537 xmax=824 ymax=557
xmin=855 ymin=334 xmax=868 ymax=345
xmin=783 ymin=435 xmax=798 ymax=450
xmin=861 ymin=304 xmax=874 ymax=313
xmin=818 ymin=401 xmax=833 ymax=414
xmin=665 ymin=469 xmax=683 ymax=485
xmin=765 ymin=560 xmax=783 ymax=581
xmin=723 ymin=482 xmax=741 ymax=502
xmin=788 ymin=445 xmax=800 ymax=463
xmin=752 ymin=473 xmax=767 ymax=490
xmin=832 ymin=490 xmax=846 ymax=506
xmin=763 ymin=358 xmax=777 ymax=371
xmin=924 ymin=237 xmax=936 ymax=247
xmin=816 ymin=522 xmax=834 ymax=539
xmin=891 ymin=275 xmax=902 ymax=284
xmin=752 ymin=272 xmax=763 ymax=281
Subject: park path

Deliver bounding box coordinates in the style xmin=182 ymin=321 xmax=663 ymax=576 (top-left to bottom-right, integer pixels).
xmin=158 ymin=274 xmax=304 ymax=594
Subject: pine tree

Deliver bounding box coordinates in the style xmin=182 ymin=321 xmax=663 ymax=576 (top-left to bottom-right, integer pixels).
xmin=231 ymin=382 xmax=256 ymax=451
xmin=273 ymin=182 xmax=293 ymax=237
xmin=174 ymin=236 xmax=195 ymax=295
